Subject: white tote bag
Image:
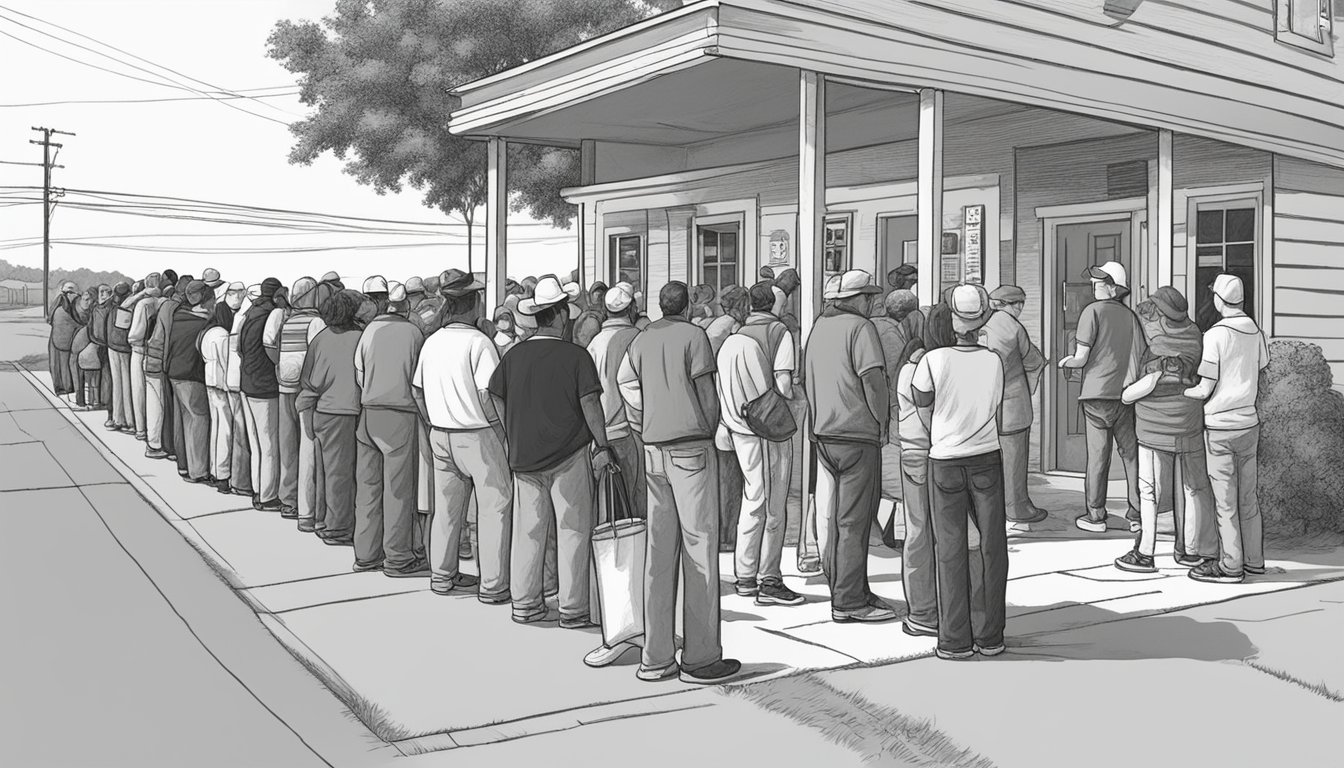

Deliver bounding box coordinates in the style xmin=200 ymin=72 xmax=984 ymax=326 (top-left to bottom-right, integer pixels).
xmin=591 ymin=463 xmax=645 ymax=647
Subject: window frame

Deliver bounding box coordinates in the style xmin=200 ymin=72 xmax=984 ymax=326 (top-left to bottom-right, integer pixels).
xmin=696 ymin=221 xmax=741 ymax=297
xmin=607 ymin=231 xmax=645 ymax=298
xmin=1191 ymin=197 xmax=1260 ymax=331
xmin=1275 ymin=0 xmax=1335 ymax=57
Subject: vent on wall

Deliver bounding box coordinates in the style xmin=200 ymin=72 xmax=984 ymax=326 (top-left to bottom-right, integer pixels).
xmin=1107 ymin=160 xmax=1148 ymax=200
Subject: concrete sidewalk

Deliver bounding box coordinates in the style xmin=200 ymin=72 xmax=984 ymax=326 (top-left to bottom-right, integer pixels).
xmin=24 ymin=367 xmax=1344 ymax=757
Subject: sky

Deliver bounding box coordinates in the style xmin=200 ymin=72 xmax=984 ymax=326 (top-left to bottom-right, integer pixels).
xmin=0 ymin=0 xmax=577 ymax=289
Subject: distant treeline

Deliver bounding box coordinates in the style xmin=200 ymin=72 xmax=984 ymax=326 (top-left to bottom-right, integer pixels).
xmin=0 ymin=259 xmax=136 ymax=306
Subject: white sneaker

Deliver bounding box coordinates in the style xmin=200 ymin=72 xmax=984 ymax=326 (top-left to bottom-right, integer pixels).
xmin=584 ymin=641 xmax=638 ymax=668
xmin=1074 ymin=514 xmax=1108 ymax=533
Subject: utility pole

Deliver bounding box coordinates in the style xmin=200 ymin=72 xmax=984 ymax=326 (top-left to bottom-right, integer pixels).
xmin=29 ymin=127 xmax=74 ymax=307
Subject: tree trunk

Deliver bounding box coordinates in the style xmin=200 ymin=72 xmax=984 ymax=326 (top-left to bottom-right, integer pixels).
xmin=463 ymin=208 xmax=474 ymax=274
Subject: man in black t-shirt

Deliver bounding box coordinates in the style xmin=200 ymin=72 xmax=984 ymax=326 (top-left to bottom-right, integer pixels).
xmin=239 ymin=277 xmax=285 ymax=511
xmin=488 ymin=276 xmax=612 ymax=629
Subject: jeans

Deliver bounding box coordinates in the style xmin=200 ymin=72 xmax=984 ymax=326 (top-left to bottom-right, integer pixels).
xmin=512 ymin=447 xmax=595 ymax=623
xmin=206 ymin=386 xmax=232 ymax=482
xmin=815 ymin=440 xmax=880 ymax=612
xmin=900 ymin=449 xmax=937 ymax=629
xmin=642 ymin=440 xmax=721 ymax=671
xmin=731 ymin=432 xmax=792 ymax=584
xmin=609 ymin=433 xmax=646 ymax=518
xmin=161 ymin=373 xmax=179 ymax=461
xmin=109 ymin=350 xmax=133 ymax=427
xmin=227 ymin=392 xmax=253 ymax=494
xmin=1206 ymin=426 xmax=1264 ymax=575
xmin=429 ymin=426 xmax=512 ymax=599
xmin=278 ymin=392 xmax=301 ymax=509
xmin=929 ymin=451 xmax=1009 ymax=654
xmin=1137 ymin=444 xmax=1217 ymax=558
xmin=311 ymin=411 xmax=357 ymax=538
xmin=244 ymin=396 xmax=280 ymax=503
xmin=1081 ymin=399 xmax=1140 ymax=519
xmin=144 ymin=373 xmax=166 ymax=451
xmin=131 ymin=348 xmax=147 ymax=438
xmin=354 ymin=408 xmax=421 ymax=570
xmin=1000 ymin=428 xmax=1039 ymax=522
xmin=297 ymin=407 xmax=324 ymax=524
xmin=170 ymin=379 xmax=211 ymax=481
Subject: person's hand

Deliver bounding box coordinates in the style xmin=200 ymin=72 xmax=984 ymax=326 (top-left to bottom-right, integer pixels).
xmin=592 ymin=446 xmax=615 ymax=474
xmin=1057 ymin=355 xmax=1072 ymax=369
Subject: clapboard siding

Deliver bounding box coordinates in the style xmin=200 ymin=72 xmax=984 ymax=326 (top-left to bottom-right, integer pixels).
xmin=1273 ymin=155 xmax=1344 ymax=362
xmin=1277 ymin=269 xmax=1344 ymax=293
xmin=1276 ymin=240 xmax=1344 ymax=268
xmin=1274 ymin=316 xmax=1344 ymax=338
xmin=1276 ymin=191 xmax=1344 ymax=220
xmin=1275 ymin=217 xmax=1344 ymax=246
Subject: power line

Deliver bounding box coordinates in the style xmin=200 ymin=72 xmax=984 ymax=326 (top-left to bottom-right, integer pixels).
xmin=28 ymin=125 xmax=75 ymax=303
xmin=0 ymin=92 xmax=299 ymax=108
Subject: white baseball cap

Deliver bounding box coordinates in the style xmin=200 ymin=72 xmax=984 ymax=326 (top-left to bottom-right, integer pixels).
xmin=822 ymin=269 xmax=882 ymax=300
xmin=604 ymin=282 xmax=636 ymax=313
xmin=362 ymin=275 xmax=388 ymax=294
xmin=1086 ymin=261 xmax=1129 ymax=290
xmin=1210 ymin=273 xmax=1244 ymax=304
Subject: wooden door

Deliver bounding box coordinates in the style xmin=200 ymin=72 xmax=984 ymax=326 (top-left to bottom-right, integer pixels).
xmin=1053 ymin=219 xmax=1131 ymax=472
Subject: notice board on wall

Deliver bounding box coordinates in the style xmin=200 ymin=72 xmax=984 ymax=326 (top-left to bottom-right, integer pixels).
xmin=963 ymin=204 xmax=985 ymax=285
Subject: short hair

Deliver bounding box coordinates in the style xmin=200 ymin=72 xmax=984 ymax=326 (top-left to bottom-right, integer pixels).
xmin=660 ymin=281 xmax=690 ymax=316
xmin=533 ymin=301 xmax=567 ymax=329
xmin=748 ymin=280 xmax=776 ymax=312
xmin=720 ymin=285 xmax=749 ymax=314
xmin=320 ymin=289 xmax=364 ymax=331
xmin=885 ymin=289 xmax=918 ymax=319
xmin=439 ymin=292 xmax=479 ymax=322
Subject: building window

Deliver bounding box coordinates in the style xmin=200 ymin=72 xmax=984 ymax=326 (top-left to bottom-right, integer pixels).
xmin=1194 ymin=202 xmax=1257 ymax=331
xmin=824 ymin=216 xmax=851 ymax=274
xmin=609 ymin=234 xmax=643 ymax=295
xmin=698 ymin=223 xmax=739 ymax=297
xmin=1276 ymin=0 xmax=1334 ymax=56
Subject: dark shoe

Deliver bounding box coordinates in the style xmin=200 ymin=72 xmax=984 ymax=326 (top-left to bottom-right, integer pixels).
xmin=936 ymin=647 xmax=975 ymax=661
xmin=352 ymin=560 xmax=383 ymax=573
xmin=297 ymin=519 xmax=316 ymax=533
xmin=431 ymin=572 xmax=480 ymax=595
xmin=319 ymin=533 xmax=354 ymax=547
xmin=144 ymin=449 xmax=169 ymax=459
xmin=1074 ymin=513 xmax=1108 ymax=533
xmin=974 ymin=642 xmax=1006 ymax=657
xmin=636 ymin=662 xmax=679 ymax=682
xmin=832 ymin=603 xmax=897 ymax=623
xmin=1114 ymin=549 xmax=1157 ymax=574
xmin=1189 ymin=561 xmax=1243 ymax=584
xmin=384 ymin=560 xmax=431 ymax=578
xmin=755 ymin=580 xmax=805 ymax=606
xmin=1010 ymin=506 xmax=1050 ymax=525
xmin=796 ymin=558 xmax=822 ymax=576
xmin=512 ymin=607 xmax=549 ymax=624
xmin=478 ymin=591 xmax=510 ymax=605
xmin=559 ymin=615 xmax=597 ymax=630
xmin=229 ymin=486 xmax=251 ymax=497
xmin=902 ymin=618 xmax=939 ymax=638
xmin=279 ymin=505 xmax=299 ymax=520
xmin=735 ymin=579 xmax=759 ymax=597
xmin=1174 ymin=553 xmax=1209 ymax=568
xmin=679 ymin=658 xmax=741 ymax=684
xmin=104 ymin=418 xmax=115 ymax=428
xmin=254 ymin=498 xmax=283 ymax=512
xmin=1244 ymin=564 xmax=1267 ymax=576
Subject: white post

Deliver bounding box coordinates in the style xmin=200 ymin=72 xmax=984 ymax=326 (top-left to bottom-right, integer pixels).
xmin=485 ymin=137 xmax=508 ymax=316
xmin=798 ymin=70 xmax=826 ymax=343
xmin=578 ymin=139 xmax=597 ymax=288
xmin=917 ymin=88 xmax=944 ymax=307
xmin=1157 ymin=129 xmax=1174 ymax=290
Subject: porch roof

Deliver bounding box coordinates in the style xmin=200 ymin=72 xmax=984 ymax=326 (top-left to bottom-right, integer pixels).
xmin=448 ymin=0 xmax=1344 ymax=168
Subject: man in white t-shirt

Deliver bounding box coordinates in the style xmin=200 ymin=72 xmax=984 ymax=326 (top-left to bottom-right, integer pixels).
xmin=412 ymin=271 xmax=507 ymax=601
xmin=1184 ymin=274 xmax=1269 ymax=584
xmin=199 ymin=316 xmax=233 ymax=494
xmin=912 ymin=283 xmax=1008 ymax=661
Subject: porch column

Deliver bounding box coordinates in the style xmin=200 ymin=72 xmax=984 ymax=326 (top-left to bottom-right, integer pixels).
xmin=917 ymin=88 xmax=944 ymax=307
xmin=485 ymin=137 xmax=508 ymax=315
xmin=578 ymin=139 xmax=597 ymax=288
xmin=798 ymin=70 xmax=826 ymax=341
xmin=1156 ymin=129 xmax=1174 ymax=290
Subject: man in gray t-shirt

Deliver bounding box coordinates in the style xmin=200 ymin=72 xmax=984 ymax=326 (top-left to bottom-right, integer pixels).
xmin=1059 ymin=262 xmax=1146 ymax=533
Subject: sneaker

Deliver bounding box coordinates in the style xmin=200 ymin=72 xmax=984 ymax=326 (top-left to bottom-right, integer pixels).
xmin=319 ymin=533 xmax=354 ymax=547
xmin=1114 ymin=550 xmax=1157 ymax=574
xmin=478 ymin=591 xmax=510 ymax=605
xmin=1244 ymin=564 xmax=1267 ymax=576
xmin=183 ymin=475 xmax=211 ymax=484
xmin=216 ymin=483 xmax=234 ymax=495
xmin=297 ymin=519 xmax=316 ymax=533
xmin=431 ymin=573 xmax=480 ymax=595
xmin=166 ymin=454 xmax=178 ymax=462
xmin=974 ymin=642 xmax=1006 ymax=657
xmin=1074 ymin=513 xmax=1108 ymax=533
xmin=755 ymin=580 xmax=805 ymax=606
xmin=279 ymin=505 xmax=298 ymax=520
xmin=559 ymin=615 xmax=597 ymax=630
xmin=352 ymin=561 xmax=383 ymax=573
xmin=584 ymin=642 xmax=638 ymax=668
xmin=735 ymin=579 xmax=759 ymax=597
xmin=458 ymin=540 xmax=474 ymax=561
xmin=1010 ymin=507 xmax=1049 ymax=525
xmin=144 ymin=449 xmax=169 ymax=459
xmin=679 ymin=658 xmax=741 ymax=684
xmin=384 ymin=561 xmax=431 ymax=578
xmin=1188 ymin=561 xmax=1244 ymax=584
xmin=796 ymin=558 xmax=822 ymax=575
xmin=902 ymin=618 xmax=939 ymax=638
xmin=636 ymin=662 xmax=679 ymax=682
xmin=1128 ymin=520 xmax=1142 ymax=533
xmin=1174 ymin=553 xmax=1209 ymax=568
xmin=832 ymin=603 xmax=897 ymax=623
xmin=104 ymin=418 xmax=115 ymax=428
xmin=254 ymin=498 xmax=283 ymax=512
xmin=229 ymin=486 xmax=252 ymax=497
xmin=936 ymin=647 xmax=975 ymax=661
xmin=512 ymin=608 xmax=549 ymax=625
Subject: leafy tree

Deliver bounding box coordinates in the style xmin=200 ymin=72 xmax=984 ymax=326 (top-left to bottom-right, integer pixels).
xmin=268 ymin=0 xmax=683 ymax=257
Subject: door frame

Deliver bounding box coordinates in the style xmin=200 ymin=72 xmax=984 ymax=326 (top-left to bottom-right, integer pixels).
xmin=1036 ymin=196 xmax=1147 ymax=474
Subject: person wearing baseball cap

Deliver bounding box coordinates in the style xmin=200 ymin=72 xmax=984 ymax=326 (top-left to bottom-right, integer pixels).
xmin=148 ymin=274 xmax=195 ymax=475
xmin=319 ymin=271 xmax=344 ymax=290
xmin=983 ymin=284 xmax=1048 ymax=532
xmin=804 ymin=269 xmax=894 ymax=624
xmin=201 ymin=268 xmax=225 ymax=290
xmin=1182 ymin=273 xmax=1269 ymax=584
xmin=165 ymin=279 xmax=216 ymax=485
xmin=238 ymin=277 xmax=286 ymax=511
xmin=911 ymin=283 xmax=1008 ymax=659
xmin=1059 ymin=260 xmax=1146 ymax=535
xmin=583 ymin=281 xmax=645 ymax=539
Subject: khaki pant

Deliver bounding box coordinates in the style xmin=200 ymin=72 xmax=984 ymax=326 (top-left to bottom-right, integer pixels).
xmin=642 ymin=440 xmax=722 ymax=671
xmin=227 ymin=391 xmax=253 ymax=494
xmin=144 ymin=374 xmax=166 ymax=452
xmin=244 ymin=396 xmax=280 ymax=503
xmin=511 ymin=447 xmax=595 ymax=622
xmin=130 ymin=348 xmax=148 ymax=438
xmin=1137 ymin=444 xmax=1217 ymax=559
xmin=1206 ymin=426 xmax=1264 ymax=575
xmin=1000 ymin=427 xmax=1040 ymax=522
xmin=297 ymin=408 xmax=324 ymax=523
xmin=730 ymin=432 xmax=791 ymax=584
xmin=109 ymin=350 xmax=133 ymax=428
xmin=429 ymin=426 xmax=513 ymax=599
xmin=206 ymin=386 xmax=232 ymax=482
xmin=278 ymin=392 xmax=301 ymax=509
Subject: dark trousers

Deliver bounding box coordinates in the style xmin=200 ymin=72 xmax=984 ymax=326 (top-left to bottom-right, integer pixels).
xmin=354 ymin=408 xmax=420 ymax=570
xmin=717 ymin=447 xmax=743 ymax=547
xmin=929 ymin=451 xmax=1008 ymax=654
xmin=815 ymin=440 xmax=880 ymax=612
xmin=312 ymin=411 xmax=358 ymax=539
xmin=609 ymin=433 xmax=646 ymax=518
xmin=169 ymin=379 xmax=211 ymax=481
xmin=97 ymin=346 xmax=112 ymax=418
xmin=1081 ymin=399 xmax=1140 ymax=518
xmin=160 ymin=372 xmax=181 ymax=469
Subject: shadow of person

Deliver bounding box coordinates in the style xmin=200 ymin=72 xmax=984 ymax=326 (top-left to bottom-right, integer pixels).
xmin=1005 ymin=609 xmax=1257 ymax=663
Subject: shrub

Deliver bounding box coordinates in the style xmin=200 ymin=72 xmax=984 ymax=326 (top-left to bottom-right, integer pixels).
xmin=1257 ymin=340 xmax=1344 ymax=539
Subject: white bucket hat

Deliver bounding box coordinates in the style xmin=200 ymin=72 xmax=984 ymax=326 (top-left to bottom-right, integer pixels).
xmin=517 ymin=275 xmax=581 ymax=318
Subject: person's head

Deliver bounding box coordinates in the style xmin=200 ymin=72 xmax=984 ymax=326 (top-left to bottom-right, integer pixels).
xmin=320 ymin=271 xmax=344 ymax=290
xmin=1087 ymin=261 xmax=1129 ymax=301
xmin=822 ymin=270 xmax=881 ymax=313
xmin=776 ymin=268 xmax=801 ymax=296
xmin=949 ymin=283 xmax=992 ymax=344
xmin=201 ymin=268 xmax=224 ymax=291
xmin=143 ymin=271 xmax=160 ymax=289
xmin=59 ymin=281 xmax=78 ymax=301
xmin=355 ymin=296 xmax=378 ymax=326
xmin=604 ymin=282 xmax=639 ymax=323
xmin=759 ymin=265 xmax=776 ymax=281
xmin=898 ymin=336 xmax=925 ymax=371
xmin=889 ymin=264 xmax=918 ymax=291
xmin=162 ymin=269 xmax=179 ymax=287
xmin=321 ymin=289 xmax=365 ymax=332
xmin=259 ymin=277 xmax=282 ymax=303
xmin=362 ymin=275 xmax=390 ymax=313
xmin=520 ymin=276 xmax=539 ymax=298
xmin=96 ymin=284 xmax=112 ymax=303
xmin=660 ymin=281 xmax=691 ymax=319
xmin=175 ymin=275 xmax=194 ymax=298
xmin=720 ymin=285 xmax=750 ymax=323
xmin=1209 ymin=274 xmax=1245 ymax=317
xmin=78 ymin=287 xmax=96 ymax=311
xmin=690 ymin=283 xmax=715 ymax=313
xmin=492 ymin=308 xmax=515 ymax=336
xmin=130 ymin=280 xmax=144 ymax=294
xmin=223 ymin=282 xmax=247 ymax=310
xmin=587 ymin=281 xmax=609 ymax=309
xmin=884 ymin=289 xmax=918 ymax=322
xmin=439 ymin=269 xmax=486 ymax=325
xmin=988 ymin=285 xmax=1026 ymax=319
xmin=403 ymin=276 xmax=425 ymax=299
xmin=290 ymin=277 xmax=319 ymax=311
xmin=386 ymin=283 xmax=410 ymax=315
xmin=748 ymin=280 xmax=776 ymax=314
xmin=113 ymin=281 xmax=132 ymax=302
xmin=516 ymin=275 xmax=579 ymax=333
xmin=184 ymin=280 xmax=214 ymax=311
xmin=273 ymin=286 xmax=291 ymax=311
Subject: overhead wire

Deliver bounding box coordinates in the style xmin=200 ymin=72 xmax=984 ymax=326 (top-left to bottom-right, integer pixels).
xmin=0 ymin=92 xmax=300 ymax=108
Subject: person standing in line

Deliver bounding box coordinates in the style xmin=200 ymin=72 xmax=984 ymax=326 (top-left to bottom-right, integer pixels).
xmin=124 ymin=274 xmax=162 ymax=443
xmin=982 ymin=285 xmax=1048 ymax=533
xmin=912 ymin=284 xmax=1009 ymax=660
xmin=804 ymin=270 xmax=894 ymax=624
xmin=239 ymin=277 xmax=285 ymax=512
xmin=871 ymin=289 xmax=918 ymax=545
xmin=705 ymin=285 xmax=749 ymax=552
xmin=572 ymin=281 xmax=608 ymax=349
xmin=1113 ymin=286 xmax=1218 ymax=573
xmin=199 ymin=300 xmax=234 ymax=493
xmin=71 ymin=292 xmax=98 ymax=409
xmin=297 ymin=290 xmax=366 ymax=547
xmin=717 ymin=281 xmax=803 ymax=607
xmin=412 ymin=270 xmax=509 ymax=599
xmin=618 ymin=281 xmax=742 ymax=684
xmin=704 ymin=286 xmax=748 ymax=355
xmin=489 ymin=276 xmax=606 ymax=630
xmin=403 ymin=276 xmax=432 ymax=337
xmin=166 ymin=281 xmax=216 ymax=484
xmin=89 ymin=284 xmax=115 ymax=426
xmin=1059 ymin=261 xmax=1146 ymax=534
xmin=106 ymin=281 xmax=135 ymax=432
xmin=491 ymin=308 xmax=518 ymax=356
xmin=148 ymin=274 xmax=191 ymax=471
xmin=895 ymin=337 xmax=938 ymax=639
xmin=224 ymin=283 xmax=254 ymax=499
xmin=47 ymin=281 xmax=82 ymax=400
xmin=1183 ymin=274 xmax=1269 ymax=584
xmin=275 ymin=277 xmax=323 ymax=521
xmin=353 ymin=282 xmax=429 ymax=577
xmin=585 ymin=281 xmax=646 ymax=518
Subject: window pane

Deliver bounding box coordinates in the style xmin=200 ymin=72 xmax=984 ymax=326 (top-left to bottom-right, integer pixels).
xmin=1291 ymin=0 xmax=1325 ymax=41
xmin=720 ymin=232 xmax=737 ymax=263
xmin=1225 ymin=209 xmax=1255 ymax=243
xmin=1195 ymin=266 xmax=1223 ymax=332
xmin=702 ymin=266 xmax=718 ymax=292
xmin=1196 ymin=245 xmax=1224 ymax=268
xmin=1226 ymin=243 xmax=1255 ymax=268
xmin=1196 ymin=210 xmax=1224 ymax=244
